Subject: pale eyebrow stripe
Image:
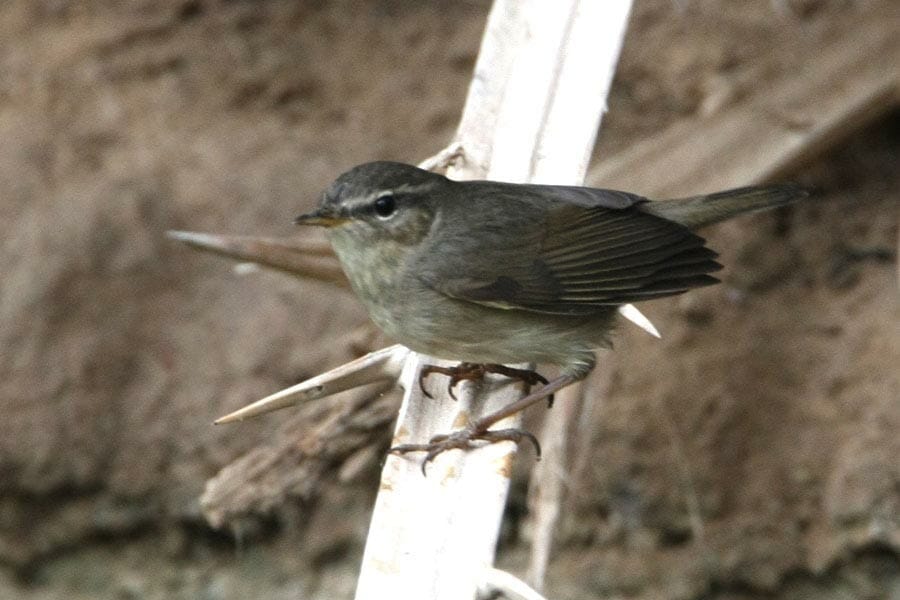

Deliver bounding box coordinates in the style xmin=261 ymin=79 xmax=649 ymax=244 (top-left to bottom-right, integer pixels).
xmin=346 ymin=184 xmax=435 ymax=211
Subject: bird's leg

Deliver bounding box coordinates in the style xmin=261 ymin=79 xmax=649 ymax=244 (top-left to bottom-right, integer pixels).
xmin=418 ymin=362 xmax=551 ymax=404
xmin=391 ymin=373 xmax=576 ymax=475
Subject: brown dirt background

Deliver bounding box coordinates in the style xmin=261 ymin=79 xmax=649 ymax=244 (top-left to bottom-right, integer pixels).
xmin=0 ymin=1 xmax=897 ymax=598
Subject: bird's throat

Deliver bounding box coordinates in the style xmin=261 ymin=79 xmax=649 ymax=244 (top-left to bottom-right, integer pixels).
xmin=328 ymin=228 xmax=410 ymax=337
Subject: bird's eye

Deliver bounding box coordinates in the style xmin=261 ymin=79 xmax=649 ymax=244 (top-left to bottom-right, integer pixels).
xmin=373 ymin=193 xmax=397 ymax=219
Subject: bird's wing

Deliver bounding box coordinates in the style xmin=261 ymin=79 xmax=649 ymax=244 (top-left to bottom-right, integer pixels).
xmin=418 ymin=188 xmax=721 ymax=315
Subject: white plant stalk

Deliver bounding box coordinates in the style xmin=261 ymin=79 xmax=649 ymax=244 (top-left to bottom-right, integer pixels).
xmin=355 ymin=2 xmax=634 ymax=598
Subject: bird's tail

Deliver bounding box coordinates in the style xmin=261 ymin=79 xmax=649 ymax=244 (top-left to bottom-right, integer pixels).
xmin=642 ymin=184 xmax=809 ymax=229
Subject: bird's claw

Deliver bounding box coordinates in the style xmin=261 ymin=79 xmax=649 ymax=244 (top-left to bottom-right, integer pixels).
xmin=417 ymin=362 xmax=483 ymax=400
xmin=418 ymin=362 xmax=553 ymax=406
xmin=390 ymin=427 xmax=542 ymax=476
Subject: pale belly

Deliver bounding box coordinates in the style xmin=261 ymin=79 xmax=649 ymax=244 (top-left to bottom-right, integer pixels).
xmin=370 ymin=282 xmax=612 ymax=379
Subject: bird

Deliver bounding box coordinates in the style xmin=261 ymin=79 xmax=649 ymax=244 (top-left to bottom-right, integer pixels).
xmin=295 ymin=161 xmax=807 ymax=466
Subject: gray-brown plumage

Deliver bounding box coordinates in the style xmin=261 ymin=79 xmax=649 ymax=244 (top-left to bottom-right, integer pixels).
xmin=296 ymin=161 xmax=807 ymax=463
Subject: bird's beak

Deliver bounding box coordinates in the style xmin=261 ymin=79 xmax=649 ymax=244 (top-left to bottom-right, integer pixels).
xmin=294 ymin=207 xmax=348 ymax=228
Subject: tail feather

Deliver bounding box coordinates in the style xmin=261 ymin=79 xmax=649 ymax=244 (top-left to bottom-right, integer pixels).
xmin=642 ymin=184 xmax=809 ymax=229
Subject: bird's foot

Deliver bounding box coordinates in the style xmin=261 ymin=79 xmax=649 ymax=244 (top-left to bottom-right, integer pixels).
xmin=393 ymin=373 xmax=576 ymax=475
xmin=418 ymin=362 xmax=553 ymax=406
xmin=390 ymin=426 xmax=541 ymax=476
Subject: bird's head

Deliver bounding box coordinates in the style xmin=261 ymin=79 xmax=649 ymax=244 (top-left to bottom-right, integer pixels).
xmin=296 ymin=161 xmax=447 ymax=249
